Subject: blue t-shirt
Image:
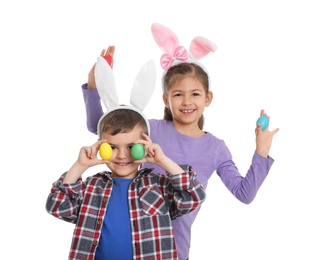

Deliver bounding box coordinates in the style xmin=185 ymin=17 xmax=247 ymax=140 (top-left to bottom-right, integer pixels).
xmin=95 ymin=178 xmax=133 ymax=260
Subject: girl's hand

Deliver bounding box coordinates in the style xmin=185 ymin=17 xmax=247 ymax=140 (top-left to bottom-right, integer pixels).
xmin=255 ymin=109 xmax=279 ymax=158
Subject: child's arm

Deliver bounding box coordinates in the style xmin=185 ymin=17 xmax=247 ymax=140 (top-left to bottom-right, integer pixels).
xmin=136 ymin=134 xmax=206 ymax=217
xmin=167 ymin=165 xmax=206 ymax=218
xmin=46 ymin=140 xmax=107 ymax=221
xmin=255 ymin=109 xmax=279 ymax=158
xmin=81 ymin=47 xmax=115 ymax=134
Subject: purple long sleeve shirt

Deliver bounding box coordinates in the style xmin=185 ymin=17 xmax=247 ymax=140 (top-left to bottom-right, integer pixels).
xmin=82 ymin=84 xmax=274 ymax=260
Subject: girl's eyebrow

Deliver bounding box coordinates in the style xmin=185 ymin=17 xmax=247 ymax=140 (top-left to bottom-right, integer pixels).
xmin=172 ymin=88 xmax=203 ymax=93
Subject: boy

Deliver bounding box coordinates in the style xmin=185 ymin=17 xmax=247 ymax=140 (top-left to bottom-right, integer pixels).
xmin=46 ymin=108 xmax=206 ymax=260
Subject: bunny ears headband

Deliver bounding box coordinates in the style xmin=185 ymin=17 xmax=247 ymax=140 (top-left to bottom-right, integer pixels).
xmin=95 ymin=56 xmax=156 ymax=138
xmin=151 ymin=22 xmax=217 ymax=72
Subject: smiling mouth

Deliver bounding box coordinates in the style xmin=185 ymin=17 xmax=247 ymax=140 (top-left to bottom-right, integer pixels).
xmin=181 ymin=109 xmax=195 ymax=113
xmin=114 ymin=162 xmax=131 ymax=166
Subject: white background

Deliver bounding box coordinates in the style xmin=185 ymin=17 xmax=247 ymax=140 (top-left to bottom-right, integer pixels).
xmin=1 ymin=0 xmax=314 ymax=259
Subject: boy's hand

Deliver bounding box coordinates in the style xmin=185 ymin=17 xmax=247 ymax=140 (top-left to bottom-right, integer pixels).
xmin=87 ymin=46 xmax=115 ymax=90
xmin=135 ymin=133 xmax=184 ymax=175
xmin=135 ymin=134 xmax=167 ymax=164
xmin=77 ymin=140 xmax=108 ymax=168
xmin=64 ymin=140 xmax=108 ymax=184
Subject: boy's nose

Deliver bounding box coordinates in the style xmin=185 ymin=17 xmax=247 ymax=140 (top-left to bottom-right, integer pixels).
xmin=116 ymin=148 xmax=128 ymax=159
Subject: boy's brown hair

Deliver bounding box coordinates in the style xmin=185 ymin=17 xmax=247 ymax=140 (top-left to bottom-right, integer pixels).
xmin=99 ymin=109 xmax=148 ymax=137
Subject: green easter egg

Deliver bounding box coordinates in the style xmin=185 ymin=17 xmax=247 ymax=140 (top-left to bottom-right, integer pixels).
xmin=131 ymin=143 xmax=145 ymax=160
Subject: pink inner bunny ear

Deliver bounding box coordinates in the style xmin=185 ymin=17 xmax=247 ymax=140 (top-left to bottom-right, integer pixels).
xmin=190 ymin=36 xmax=217 ymax=60
xmin=151 ymin=23 xmax=180 ymax=55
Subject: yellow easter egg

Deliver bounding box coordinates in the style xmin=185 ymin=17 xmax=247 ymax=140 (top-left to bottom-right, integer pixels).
xmin=99 ymin=142 xmax=112 ymax=160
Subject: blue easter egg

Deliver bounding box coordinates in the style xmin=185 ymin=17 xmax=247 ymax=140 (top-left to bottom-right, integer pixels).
xmin=131 ymin=143 xmax=145 ymax=160
xmin=256 ymin=115 xmax=269 ymax=130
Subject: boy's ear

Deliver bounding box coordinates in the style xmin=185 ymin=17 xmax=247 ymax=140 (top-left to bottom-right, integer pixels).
xmin=205 ymin=91 xmax=213 ymax=107
xmin=162 ymin=94 xmax=169 ymax=108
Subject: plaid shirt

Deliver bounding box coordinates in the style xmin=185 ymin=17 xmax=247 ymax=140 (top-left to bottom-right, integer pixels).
xmin=46 ymin=166 xmax=206 ymax=260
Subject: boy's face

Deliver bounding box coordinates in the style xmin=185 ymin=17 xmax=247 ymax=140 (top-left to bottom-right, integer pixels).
xmin=101 ymin=124 xmax=143 ymax=179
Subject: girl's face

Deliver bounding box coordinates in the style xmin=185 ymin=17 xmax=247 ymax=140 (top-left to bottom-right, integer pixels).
xmin=102 ymin=125 xmax=143 ymax=179
xmin=163 ymin=77 xmax=212 ymax=132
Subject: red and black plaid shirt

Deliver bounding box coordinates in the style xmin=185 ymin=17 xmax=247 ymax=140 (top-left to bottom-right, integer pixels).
xmin=46 ymin=166 xmax=206 ymax=260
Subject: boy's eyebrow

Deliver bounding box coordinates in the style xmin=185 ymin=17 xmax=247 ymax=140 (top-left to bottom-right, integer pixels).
xmin=107 ymin=142 xmax=135 ymax=146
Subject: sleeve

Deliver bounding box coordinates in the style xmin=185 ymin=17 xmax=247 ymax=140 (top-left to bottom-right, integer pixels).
xmin=167 ymin=165 xmax=206 ymax=219
xmin=45 ymin=173 xmax=86 ymax=223
xmin=81 ymin=83 xmax=104 ymax=135
xmin=217 ymin=143 xmax=274 ymax=204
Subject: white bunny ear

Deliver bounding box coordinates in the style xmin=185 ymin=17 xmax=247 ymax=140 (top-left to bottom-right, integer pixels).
xmin=96 ymin=58 xmax=156 ymax=138
xmin=95 ymin=56 xmax=119 ymax=110
xmin=130 ymin=60 xmax=156 ymax=111
xmin=190 ymin=36 xmax=217 ymax=60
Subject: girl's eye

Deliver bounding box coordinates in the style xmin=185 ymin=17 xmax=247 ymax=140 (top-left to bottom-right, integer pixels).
xmin=110 ymin=145 xmax=117 ymax=150
xmin=174 ymin=93 xmax=182 ymax=97
xmin=192 ymin=93 xmax=200 ymax=96
xmin=128 ymin=145 xmax=133 ymax=150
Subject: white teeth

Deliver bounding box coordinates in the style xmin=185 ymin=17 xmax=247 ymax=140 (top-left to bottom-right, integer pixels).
xmin=117 ymin=163 xmax=128 ymax=166
xmin=182 ymin=110 xmax=194 ymax=113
